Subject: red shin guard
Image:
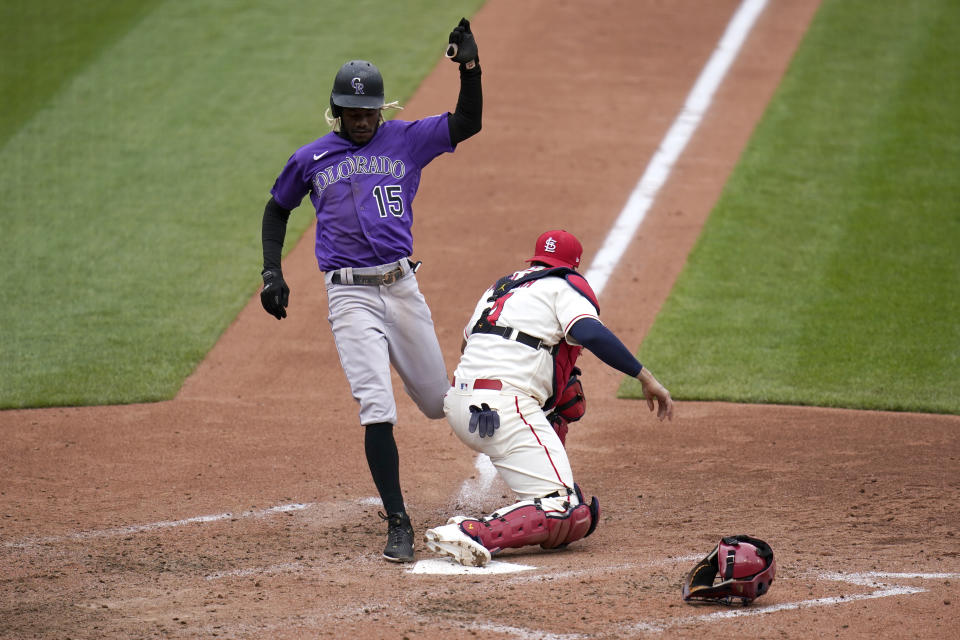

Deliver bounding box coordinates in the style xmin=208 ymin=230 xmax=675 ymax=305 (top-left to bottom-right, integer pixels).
xmin=458 ymin=490 xmax=599 ymax=554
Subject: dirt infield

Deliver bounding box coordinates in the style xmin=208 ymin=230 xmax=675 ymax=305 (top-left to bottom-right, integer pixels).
xmin=2 ymin=1 xmax=958 ymax=638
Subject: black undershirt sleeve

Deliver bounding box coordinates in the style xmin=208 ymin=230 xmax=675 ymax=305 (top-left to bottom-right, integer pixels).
xmin=261 ymin=196 xmax=291 ymax=272
xmin=447 ymin=62 xmax=482 ymax=145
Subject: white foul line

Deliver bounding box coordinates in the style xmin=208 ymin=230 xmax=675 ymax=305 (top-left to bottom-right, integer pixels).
xmin=455 ymin=0 xmax=770 ymax=501
xmin=628 ymin=587 xmax=926 ymax=634
xmin=7 ymin=502 xmax=312 ymax=549
xmin=823 ymin=570 xmax=960 ymax=584
xmin=583 ymin=0 xmax=769 ymax=296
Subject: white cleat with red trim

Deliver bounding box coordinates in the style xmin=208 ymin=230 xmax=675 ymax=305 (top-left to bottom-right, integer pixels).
xmin=424 ymin=522 xmax=492 ymax=567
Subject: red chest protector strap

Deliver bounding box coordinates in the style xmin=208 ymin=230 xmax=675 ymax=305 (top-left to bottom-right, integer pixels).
xmin=484 ymin=268 xmax=599 ymax=311
xmin=473 ymin=267 xmax=599 ymax=410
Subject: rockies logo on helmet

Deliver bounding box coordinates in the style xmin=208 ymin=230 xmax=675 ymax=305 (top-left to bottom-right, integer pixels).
xmin=329 ymin=60 xmax=385 ymax=116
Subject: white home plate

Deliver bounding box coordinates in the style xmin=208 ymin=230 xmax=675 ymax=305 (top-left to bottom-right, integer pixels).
xmin=409 ymin=558 xmax=535 ymax=575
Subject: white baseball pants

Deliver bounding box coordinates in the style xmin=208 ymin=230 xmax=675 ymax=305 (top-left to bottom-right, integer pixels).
xmin=444 ymin=377 xmax=577 ymax=511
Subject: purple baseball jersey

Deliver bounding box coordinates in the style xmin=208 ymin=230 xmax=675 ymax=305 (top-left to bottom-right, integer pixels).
xmin=270 ymin=115 xmax=454 ymax=271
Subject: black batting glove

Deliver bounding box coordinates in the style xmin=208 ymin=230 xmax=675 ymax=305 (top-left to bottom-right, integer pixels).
xmin=260 ymin=268 xmax=289 ymax=320
xmin=446 ymin=17 xmax=478 ymax=67
xmin=468 ymin=403 xmax=499 ymax=438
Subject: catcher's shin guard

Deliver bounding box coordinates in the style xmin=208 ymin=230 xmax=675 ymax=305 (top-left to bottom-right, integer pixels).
xmin=541 ymin=484 xmax=599 ymax=549
xmin=459 ymin=486 xmax=599 ymax=554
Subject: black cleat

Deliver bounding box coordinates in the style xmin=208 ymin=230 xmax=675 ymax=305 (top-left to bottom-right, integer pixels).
xmin=379 ymin=511 xmax=414 ymax=563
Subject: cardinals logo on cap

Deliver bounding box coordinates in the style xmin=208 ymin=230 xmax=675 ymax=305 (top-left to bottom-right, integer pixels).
xmin=527 ymin=230 xmax=583 ymax=269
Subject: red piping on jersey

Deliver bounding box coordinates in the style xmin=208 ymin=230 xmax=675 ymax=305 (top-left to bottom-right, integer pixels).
xmin=563 ymin=313 xmax=599 ymax=335
xmin=515 ymin=395 xmax=569 ymax=500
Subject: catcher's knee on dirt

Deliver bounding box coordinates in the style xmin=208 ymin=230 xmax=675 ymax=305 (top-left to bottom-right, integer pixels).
xmin=458 ymin=485 xmax=599 ymax=554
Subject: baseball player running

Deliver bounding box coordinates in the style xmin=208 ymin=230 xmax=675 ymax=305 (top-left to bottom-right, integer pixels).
xmin=424 ymin=230 xmax=674 ymax=566
xmin=258 ymin=19 xmax=482 ymax=562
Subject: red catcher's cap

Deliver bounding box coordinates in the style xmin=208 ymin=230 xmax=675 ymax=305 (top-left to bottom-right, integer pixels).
xmin=526 ymin=230 xmax=583 ymax=269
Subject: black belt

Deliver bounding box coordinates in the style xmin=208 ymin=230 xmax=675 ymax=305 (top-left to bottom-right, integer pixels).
xmin=330 ymin=266 xmax=404 ymax=286
xmin=472 ymin=323 xmax=558 ymax=355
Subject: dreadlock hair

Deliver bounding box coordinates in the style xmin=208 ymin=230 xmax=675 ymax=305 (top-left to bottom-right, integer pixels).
xmin=324 ymin=101 xmax=404 ymax=132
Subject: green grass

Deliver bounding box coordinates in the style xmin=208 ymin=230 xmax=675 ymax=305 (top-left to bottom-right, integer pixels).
xmin=0 ymin=0 xmax=166 ymax=148
xmin=6 ymin=1 xmax=957 ymax=415
xmin=622 ymin=0 xmax=960 ymax=413
xmin=0 ymin=0 xmax=484 ymax=409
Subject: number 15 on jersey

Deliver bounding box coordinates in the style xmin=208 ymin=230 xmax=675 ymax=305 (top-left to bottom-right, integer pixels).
xmin=373 ymin=185 xmax=404 ymax=218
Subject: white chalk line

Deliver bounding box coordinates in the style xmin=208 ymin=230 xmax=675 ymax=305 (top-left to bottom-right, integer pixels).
xmin=8 ymin=1 xmax=944 ymax=630
xmin=628 ymin=588 xmax=925 ymax=634
xmin=5 ymin=494 xmax=408 ymax=551
xmin=409 ymin=555 xmax=701 ymax=578
xmin=409 ymin=552 xmax=956 ymax=637
xmin=822 ymin=570 xmax=960 ymax=584
xmin=623 ymin=571 xmax=956 ymax=635
xmin=408 ymin=571 xmax=950 ymax=639
xmin=584 ymin=0 xmax=769 ymax=296
xmin=462 ymin=621 xmax=588 ymax=640
xmin=455 ymin=0 xmax=770 ymax=500
xmin=198 ymin=570 xmax=953 ymax=640
xmin=205 ymin=561 xmax=307 ymax=581
xmin=6 ymin=502 xmax=313 ymax=549
xmin=504 ymin=555 xmax=703 ymax=583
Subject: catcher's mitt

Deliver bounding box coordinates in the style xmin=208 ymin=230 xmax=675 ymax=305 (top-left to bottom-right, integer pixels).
xmin=547 ymin=367 xmax=585 ymax=445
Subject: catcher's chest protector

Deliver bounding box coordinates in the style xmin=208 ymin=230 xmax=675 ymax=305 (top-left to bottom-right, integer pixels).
xmin=547 ymin=342 xmax=581 ymax=411
xmin=480 ymin=267 xmax=599 ymax=409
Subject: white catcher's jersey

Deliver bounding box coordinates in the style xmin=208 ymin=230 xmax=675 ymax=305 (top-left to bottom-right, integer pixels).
xmin=453 ymin=266 xmax=600 ymax=405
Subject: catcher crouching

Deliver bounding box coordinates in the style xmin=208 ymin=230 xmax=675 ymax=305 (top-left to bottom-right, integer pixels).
xmin=424 ymin=230 xmax=674 ymax=566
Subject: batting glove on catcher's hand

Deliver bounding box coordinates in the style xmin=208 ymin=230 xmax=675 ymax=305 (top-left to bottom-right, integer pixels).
xmin=468 ymin=403 xmax=499 ymax=438
xmin=446 ymin=17 xmax=478 ymax=67
xmin=260 ymin=268 xmax=289 ymax=320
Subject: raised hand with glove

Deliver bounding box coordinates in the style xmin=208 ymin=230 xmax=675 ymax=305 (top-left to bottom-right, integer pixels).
xmin=446 ymin=17 xmax=479 ymax=68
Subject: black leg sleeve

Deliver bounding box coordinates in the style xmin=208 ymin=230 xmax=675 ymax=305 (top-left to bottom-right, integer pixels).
xmin=364 ymin=422 xmax=406 ymax=515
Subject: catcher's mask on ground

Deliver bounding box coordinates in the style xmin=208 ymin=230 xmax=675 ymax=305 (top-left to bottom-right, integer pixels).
xmin=526 ymin=229 xmax=583 ymax=269
xmin=681 ymin=535 xmax=776 ymax=605
xmin=329 ymin=59 xmax=385 ymax=118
